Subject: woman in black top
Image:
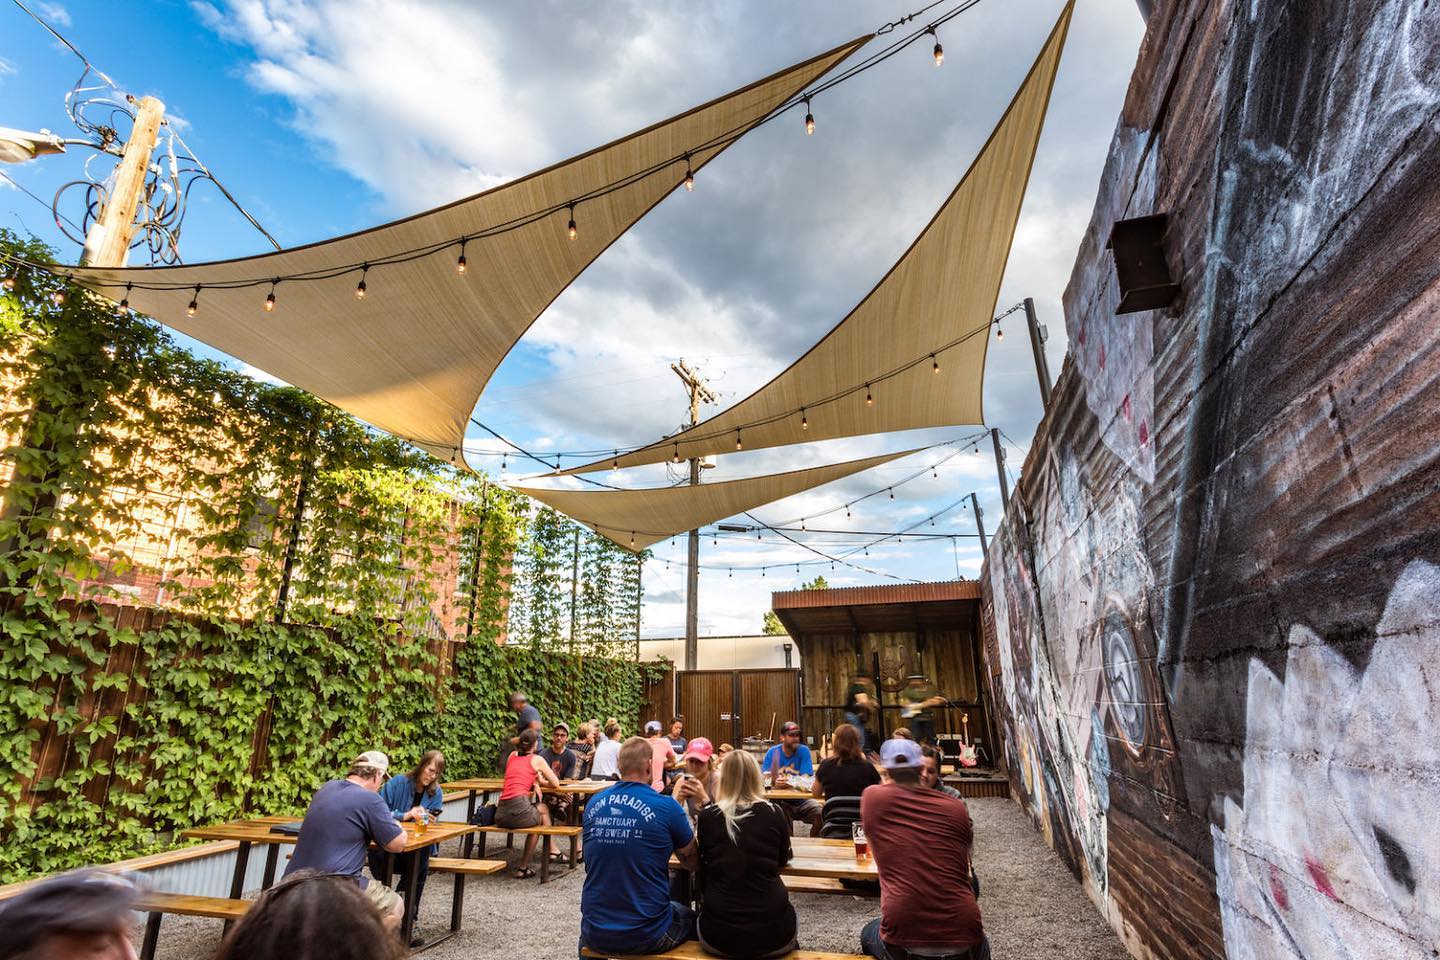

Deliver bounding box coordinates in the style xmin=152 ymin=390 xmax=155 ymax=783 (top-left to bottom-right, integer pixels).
xmin=696 ymin=750 xmax=796 ymax=959
xmin=814 ymin=723 xmax=882 ymax=799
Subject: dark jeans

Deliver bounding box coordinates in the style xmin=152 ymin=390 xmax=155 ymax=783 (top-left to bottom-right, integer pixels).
xmin=860 ymin=919 xmax=990 ymax=960
xmin=367 ymin=847 xmax=430 ymax=925
xmin=580 ymin=902 xmax=696 ymax=959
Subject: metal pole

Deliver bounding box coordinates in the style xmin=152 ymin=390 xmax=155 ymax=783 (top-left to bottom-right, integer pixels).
xmin=1023 ymin=298 xmax=1054 ymax=410
xmin=970 ymin=492 xmax=988 ymax=555
xmin=990 ymin=428 xmax=1011 ymax=507
xmin=685 ymin=459 xmax=700 ymax=670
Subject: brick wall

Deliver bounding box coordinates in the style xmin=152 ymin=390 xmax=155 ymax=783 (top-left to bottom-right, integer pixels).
xmin=980 ymin=1 xmax=1440 ymax=958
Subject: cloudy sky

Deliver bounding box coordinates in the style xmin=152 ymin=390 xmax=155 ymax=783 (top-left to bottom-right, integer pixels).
xmin=2 ymin=0 xmax=1145 ymax=637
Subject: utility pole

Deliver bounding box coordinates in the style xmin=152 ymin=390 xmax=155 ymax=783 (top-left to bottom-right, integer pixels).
xmin=970 ymin=492 xmax=988 ymax=555
xmin=670 ymin=360 xmax=717 ymax=672
xmin=81 ymin=96 xmax=165 ymax=268
xmin=991 ymin=427 xmax=1011 ymax=507
xmin=1023 ymin=298 xmax=1054 ymax=410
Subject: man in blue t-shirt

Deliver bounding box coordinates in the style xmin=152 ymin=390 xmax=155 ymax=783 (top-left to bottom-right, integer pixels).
xmin=286 ymin=750 xmax=407 ymax=930
xmin=580 ymin=737 xmax=701 ymax=957
xmin=762 ymin=721 xmax=823 ymax=833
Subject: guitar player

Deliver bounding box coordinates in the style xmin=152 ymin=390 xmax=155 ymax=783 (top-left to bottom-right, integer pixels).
xmin=898 ymin=674 xmax=947 ymax=745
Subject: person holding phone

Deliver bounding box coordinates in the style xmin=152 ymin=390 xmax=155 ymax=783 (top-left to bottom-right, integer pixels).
xmin=671 ymin=738 xmax=719 ymax=824
xmin=370 ymin=750 xmax=446 ymax=945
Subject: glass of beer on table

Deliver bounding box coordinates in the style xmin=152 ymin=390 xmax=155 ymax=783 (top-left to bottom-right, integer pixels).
xmin=416 ymin=811 xmax=428 ymax=835
xmin=852 ymin=822 xmax=868 ymax=860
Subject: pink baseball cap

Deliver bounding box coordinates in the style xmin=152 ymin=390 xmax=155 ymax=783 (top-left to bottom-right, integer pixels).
xmin=683 ymin=737 xmax=714 ymax=762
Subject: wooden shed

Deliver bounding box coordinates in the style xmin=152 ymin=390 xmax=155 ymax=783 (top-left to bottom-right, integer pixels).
xmin=770 ymin=580 xmax=999 ymax=768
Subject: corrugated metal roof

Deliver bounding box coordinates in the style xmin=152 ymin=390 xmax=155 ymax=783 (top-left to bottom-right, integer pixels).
xmin=771 ymin=579 xmax=981 ymax=609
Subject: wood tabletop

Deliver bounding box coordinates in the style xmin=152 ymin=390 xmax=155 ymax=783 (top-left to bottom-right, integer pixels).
xmin=182 ymin=817 xmax=475 ymax=853
xmin=764 ymin=788 xmax=816 ymax=801
xmin=441 ymin=778 xmax=504 ymax=792
xmin=669 ymin=836 xmax=876 ymax=881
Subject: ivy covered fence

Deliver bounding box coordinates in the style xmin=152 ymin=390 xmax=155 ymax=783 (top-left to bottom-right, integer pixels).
xmin=0 ymin=232 xmax=660 ymax=883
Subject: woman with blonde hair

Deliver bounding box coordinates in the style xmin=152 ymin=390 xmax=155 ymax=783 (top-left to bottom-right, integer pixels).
xmin=695 ymin=750 xmax=797 ymax=958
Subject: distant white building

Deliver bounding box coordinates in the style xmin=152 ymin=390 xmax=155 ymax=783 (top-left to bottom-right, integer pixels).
xmin=638 ymin=634 xmax=799 ymax=671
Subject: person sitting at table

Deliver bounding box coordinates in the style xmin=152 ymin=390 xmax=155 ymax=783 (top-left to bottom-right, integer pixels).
xmin=580 ymin=737 xmax=699 ymax=958
xmin=762 ymin=721 xmax=823 ymax=834
xmin=0 ymin=868 xmax=144 ymax=960
xmin=891 ymin=726 xmax=913 ymax=740
xmin=717 ymin=742 xmax=735 ymax=758
xmin=497 ymin=729 xmax=562 ymax=879
xmin=591 ymin=720 xmax=623 ymax=780
xmin=859 ymin=739 xmax=987 ymax=960
xmin=644 ymin=719 xmax=679 ymax=792
xmin=369 ymin=749 xmax=445 ymax=945
xmin=671 ymin=736 xmax=719 ymax=823
xmin=570 ymin=721 xmax=598 ymax=777
xmin=285 ymin=750 xmax=407 ymax=931
xmin=540 ymin=722 xmax=579 ymax=827
xmin=814 ymin=723 xmax=881 ymax=800
xmin=920 ymin=744 xmax=964 ymax=800
xmin=694 ymin=748 xmax=796 ymax=959
xmin=214 ymin=869 xmax=408 ymax=960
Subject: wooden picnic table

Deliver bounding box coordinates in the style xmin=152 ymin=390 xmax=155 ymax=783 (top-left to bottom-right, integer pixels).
xmin=764 ymin=787 xmax=816 ymax=801
xmin=670 ymin=836 xmax=877 ymax=883
xmin=182 ymin=815 xmax=476 ymax=948
xmin=443 ymin=777 xmax=613 ymax=856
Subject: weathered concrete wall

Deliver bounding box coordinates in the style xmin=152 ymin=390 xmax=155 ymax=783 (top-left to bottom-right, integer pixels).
xmin=980 ymin=2 xmax=1440 ymax=959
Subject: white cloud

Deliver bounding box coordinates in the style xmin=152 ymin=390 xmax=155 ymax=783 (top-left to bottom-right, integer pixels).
xmin=36 ymin=3 xmax=70 ymax=27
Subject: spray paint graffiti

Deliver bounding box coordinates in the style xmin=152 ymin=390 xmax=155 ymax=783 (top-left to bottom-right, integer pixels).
xmin=1212 ymin=560 xmax=1439 ymax=960
xmin=988 ymin=440 xmax=1184 ymax=902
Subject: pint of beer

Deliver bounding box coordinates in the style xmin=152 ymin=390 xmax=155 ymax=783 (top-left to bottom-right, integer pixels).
xmin=852 ymin=822 xmax=869 ymax=860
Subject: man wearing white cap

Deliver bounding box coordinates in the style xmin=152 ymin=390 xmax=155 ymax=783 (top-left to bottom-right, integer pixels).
xmin=285 ymin=750 xmax=408 ymax=931
xmin=859 ymin=739 xmax=987 ymax=960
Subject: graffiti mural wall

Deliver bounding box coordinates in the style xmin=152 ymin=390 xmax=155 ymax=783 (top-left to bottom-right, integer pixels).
xmin=980 ymin=2 xmax=1440 ymax=960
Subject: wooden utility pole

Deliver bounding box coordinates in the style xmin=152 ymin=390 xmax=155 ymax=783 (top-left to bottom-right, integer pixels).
xmin=1023 ymin=298 xmax=1054 ymax=410
xmin=670 ymin=360 xmax=717 ymax=671
xmin=991 ymin=428 xmax=1011 ymax=507
xmin=969 ymin=492 xmax=987 ymax=555
xmin=82 ymin=96 xmax=165 ymax=268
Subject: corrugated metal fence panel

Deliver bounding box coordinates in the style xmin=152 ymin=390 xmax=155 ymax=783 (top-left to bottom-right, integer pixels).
xmin=134 ymin=846 xmax=272 ymax=899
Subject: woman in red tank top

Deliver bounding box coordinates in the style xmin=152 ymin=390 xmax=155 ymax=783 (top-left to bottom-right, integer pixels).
xmin=496 ymin=729 xmax=561 ymax=878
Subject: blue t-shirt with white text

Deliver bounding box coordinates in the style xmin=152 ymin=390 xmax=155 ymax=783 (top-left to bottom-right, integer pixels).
xmin=762 ymin=743 xmax=814 ymax=776
xmin=581 ymin=780 xmax=693 ymax=948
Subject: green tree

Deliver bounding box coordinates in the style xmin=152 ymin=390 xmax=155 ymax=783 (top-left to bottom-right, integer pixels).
xmin=761 ymin=575 xmax=828 ymax=633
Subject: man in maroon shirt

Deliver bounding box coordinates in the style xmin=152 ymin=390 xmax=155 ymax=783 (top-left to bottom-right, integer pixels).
xmin=859 ymin=738 xmax=988 ymax=960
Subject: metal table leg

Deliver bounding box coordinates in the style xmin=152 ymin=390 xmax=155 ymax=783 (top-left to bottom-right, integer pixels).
xmin=223 ymin=840 xmax=251 ymax=935
xmin=261 ymin=844 xmax=280 ymax=889
xmin=399 ymin=853 xmax=422 ymax=947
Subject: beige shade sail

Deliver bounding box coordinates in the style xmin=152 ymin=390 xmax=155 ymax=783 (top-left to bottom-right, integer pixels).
xmin=512 ymin=448 xmax=921 ymax=552
xmin=56 ymin=37 xmax=869 ymax=466
xmin=562 ymin=2 xmax=1072 ymax=477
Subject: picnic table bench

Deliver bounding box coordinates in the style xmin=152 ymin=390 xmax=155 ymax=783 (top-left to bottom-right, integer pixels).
xmin=470 ymin=823 xmax=583 ymax=882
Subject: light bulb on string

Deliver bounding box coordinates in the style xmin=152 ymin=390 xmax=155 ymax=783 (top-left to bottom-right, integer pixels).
xmin=683 ymin=154 xmax=695 ymax=192
xmin=264 ymin=280 xmax=277 ymax=313
xmin=996 ymin=325 xmax=1004 ymax=341
xmin=803 ymin=97 xmax=815 ymax=135
xmin=865 ymin=384 xmax=873 ymax=406
xmin=932 ymin=354 xmax=940 ymax=374
xmin=355 ymin=265 xmax=368 ymax=300
xmin=118 ymin=283 xmax=132 ymax=315
xmin=671 ymin=442 xmax=682 ymax=464
xmin=630 ymin=531 xmax=636 ymax=548
xmin=845 ymin=505 xmax=851 ymax=520
xmin=800 ymin=408 xmax=808 ymax=430
xmin=52 ymin=288 xmax=66 ymax=306
xmin=735 ymin=429 xmax=742 ymax=451
xmin=456 ymin=240 xmax=468 ymax=275
xmin=500 ymin=455 xmax=507 ymax=474
xmin=186 ymin=285 xmax=200 ymax=318
xmin=613 ymin=451 xmax=621 ymax=472
xmin=928 ymin=27 xmax=944 ymax=66
xmin=567 ymin=204 xmax=578 ymax=241
xmin=801 ymin=518 xmax=806 ymax=532
xmin=728 ymin=568 xmax=733 ymax=579
xmin=1 ymin=271 xmax=15 ymax=291
xmin=933 ymin=466 xmax=938 ymax=479
xmin=889 ymin=488 xmax=894 ymax=500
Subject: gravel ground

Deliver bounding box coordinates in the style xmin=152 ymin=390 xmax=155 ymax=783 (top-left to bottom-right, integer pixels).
xmin=138 ymin=797 xmax=1128 ymax=960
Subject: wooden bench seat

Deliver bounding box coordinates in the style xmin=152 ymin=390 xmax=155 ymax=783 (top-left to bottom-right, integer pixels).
xmin=425 ymin=858 xmax=506 ymax=931
xmin=582 ymin=944 xmax=866 ymax=960
xmin=135 ymin=892 xmax=250 ymax=960
xmin=469 ymin=824 xmax=583 ymax=883
xmin=781 ymin=875 xmax=877 ymax=896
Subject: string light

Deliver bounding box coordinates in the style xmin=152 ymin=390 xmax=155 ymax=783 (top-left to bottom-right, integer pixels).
xmin=264 ymin=280 xmax=277 ymax=313
xmin=800 ymin=408 xmax=808 ymax=430
xmin=933 ymin=466 xmax=939 ymax=479
xmin=845 ymin=505 xmax=851 ymax=519
xmin=630 ymin=532 xmax=636 ymax=547
xmin=614 ymin=451 xmax=621 ymax=471
xmin=928 ymin=27 xmax=944 ymax=66
xmin=501 ymin=455 xmax=508 ymax=474
xmin=728 ymin=568 xmax=733 ymax=578
xmin=865 ymin=384 xmax=874 ymax=406
xmin=1 ymin=272 xmax=14 ymax=291
xmin=118 ymin=282 xmax=132 ymax=315
xmin=932 ymin=354 xmax=941 ymax=374
xmin=889 ymin=488 xmax=895 ymax=500
xmin=995 ymin=324 xmax=1004 ymax=341
xmin=355 ymin=265 xmax=368 ymax=300
xmin=683 ymin=154 xmax=695 ymax=192
xmin=735 ymin=429 xmax=742 ymax=451
xmin=456 ymin=240 xmax=468 ymax=275
xmin=672 ymin=442 xmax=682 ymax=464
xmin=186 ymin=285 xmax=200 ymax=317
xmin=804 ymin=97 xmax=815 ymax=135
xmin=801 ymin=518 xmax=806 ymax=531
xmin=567 ymin=204 xmax=578 ymax=241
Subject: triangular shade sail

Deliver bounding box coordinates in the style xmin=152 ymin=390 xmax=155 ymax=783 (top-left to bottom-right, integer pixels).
xmin=562 ymin=2 xmax=1072 ymax=476
xmin=513 ymin=448 xmax=920 ymax=552
xmin=57 ymin=37 xmax=869 ymax=465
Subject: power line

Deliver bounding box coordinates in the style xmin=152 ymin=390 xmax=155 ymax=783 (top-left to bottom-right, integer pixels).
xmin=0 ymin=170 xmax=84 ymax=234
